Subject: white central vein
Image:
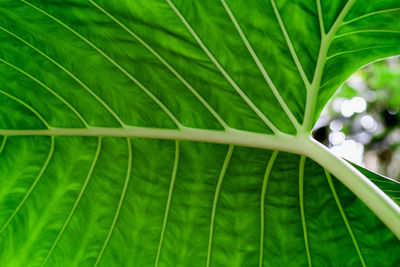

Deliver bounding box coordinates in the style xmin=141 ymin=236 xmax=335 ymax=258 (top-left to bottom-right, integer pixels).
xmin=206 ymin=144 xmax=234 ymax=267
xmin=270 ymin=0 xmax=310 ymax=88
xmin=220 ymin=0 xmax=301 ymax=132
xmin=0 ymin=136 xmax=55 ymax=235
xmin=0 ymin=25 xmax=124 ymax=127
xmin=40 ymin=137 xmax=102 ymax=267
xmin=259 ymin=150 xmax=278 ymax=267
xmin=94 ymin=137 xmax=132 ymax=267
xmin=154 ymin=140 xmax=180 ymax=267
xmin=0 ymin=55 xmax=88 ymax=128
xmin=324 ymin=169 xmax=366 ymax=267
xmin=88 ymin=0 xmax=229 ymax=130
xmin=0 ymin=127 xmax=304 ymax=155
xmin=165 ymin=0 xmax=280 ymax=134
xmin=299 ymin=156 xmax=312 ymax=267
xmin=22 ymin=0 xmax=182 ymax=128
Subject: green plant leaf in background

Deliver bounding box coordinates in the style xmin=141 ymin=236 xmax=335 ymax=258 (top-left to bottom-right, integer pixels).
xmin=0 ymin=0 xmax=400 ymax=266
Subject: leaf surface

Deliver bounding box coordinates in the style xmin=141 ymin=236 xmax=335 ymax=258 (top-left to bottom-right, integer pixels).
xmin=0 ymin=0 xmax=399 ymax=266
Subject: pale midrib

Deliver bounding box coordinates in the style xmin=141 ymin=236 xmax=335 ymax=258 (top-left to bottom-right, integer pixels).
xmin=0 ymin=136 xmax=55 ymax=235
xmin=259 ymin=150 xmax=278 ymax=267
xmin=154 ymin=140 xmax=180 ymax=267
xmin=94 ymin=137 xmax=132 ymax=267
xmin=0 ymin=56 xmax=89 ymax=128
xmin=22 ymin=0 xmax=182 ymax=128
xmin=220 ymin=0 xmax=301 ymax=132
xmin=324 ymin=169 xmax=366 ymax=267
xmin=0 ymin=127 xmax=308 ymax=155
xmin=206 ymin=144 xmax=234 ymax=267
xmin=165 ymin=0 xmax=280 ymax=134
xmin=88 ymin=0 xmax=229 ymax=130
xmin=299 ymin=156 xmax=312 ymax=267
xmin=40 ymin=137 xmax=102 ymax=267
xmin=270 ymin=0 xmax=310 ymax=88
xmin=0 ymin=25 xmax=124 ymax=127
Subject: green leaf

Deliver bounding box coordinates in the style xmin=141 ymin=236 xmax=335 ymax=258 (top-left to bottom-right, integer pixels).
xmin=349 ymin=161 xmax=400 ymax=206
xmin=0 ymin=0 xmax=399 ymax=266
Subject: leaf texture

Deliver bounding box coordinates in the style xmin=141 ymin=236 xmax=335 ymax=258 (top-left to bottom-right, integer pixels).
xmin=0 ymin=0 xmax=399 ymax=266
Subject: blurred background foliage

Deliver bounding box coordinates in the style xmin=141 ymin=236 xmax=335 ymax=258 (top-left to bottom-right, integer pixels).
xmin=314 ymin=57 xmax=400 ymax=181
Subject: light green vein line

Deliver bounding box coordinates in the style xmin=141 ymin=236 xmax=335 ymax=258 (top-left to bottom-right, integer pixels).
xmin=326 ymin=45 xmax=397 ymax=61
xmin=270 ymin=0 xmax=310 ymax=88
xmin=299 ymin=156 xmax=312 ymax=267
xmin=316 ymin=0 xmax=325 ymax=36
xmin=324 ymin=169 xmax=366 ymax=267
xmin=0 ymin=89 xmax=50 ymax=128
xmin=206 ymin=144 xmax=234 ymax=267
xmin=21 ymin=0 xmax=182 ymax=128
xmin=259 ymin=150 xmax=278 ymax=267
xmin=41 ymin=137 xmax=102 ymax=267
xmin=0 ymin=136 xmax=55 ymax=235
xmin=0 ymin=136 xmax=7 ymax=154
xmin=342 ymin=8 xmax=400 ymax=26
xmin=381 ymin=190 xmax=400 ymax=193
xmin=335 ymin=29 xmax=400 ymax=39
xmin=154 ymin=140 xmax=180 ymax=267
xmin=88 ymin=0 xmax=229 ymax=130
xmin=220 ymin=0 xmax=301 ymax=132
xmin=0 ymin=56 xmax=89 ymax=128
xmin=0 ymin=25 xmax=124 ymax=127
xmin=369 ymin=178 xmax=399 ymax=185
xmin=302 ymin=0 xmax=356 ymax=131
xmin=166 ymin=0 xmax=280 ymax=134
xmin=94 ymin=137 xmax=132 ymax=267
xmin=327 ymin=0 xmax=356 ymax=34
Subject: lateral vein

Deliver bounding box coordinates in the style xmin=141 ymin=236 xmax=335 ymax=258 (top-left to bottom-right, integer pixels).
xmin=165 ymin=0 xmax=280 ymax=134
xmin=88 ymin=0 xmax=229 ymax=130
xmin=316 ymin=0 xmax=325 ymax=36
xmin=335 ymin=29 xmax=400 ymax=39
xmin=154 ymin=140 xmax=180 ymax=267
xmin=94 ymin=137 xmax=133 ymax=267
xmin=0 ymin=89 xmax=50 ymax=128
xmin=324 ymin=169 xmax=366 ymax=267
xmin=0 ymin=56 xmax=89 ymax=128
xmin=0 ymin=136 xmax=55 ymax=235
xmin=40 ymin=137 xmax=102 ymax=267
xmin=220 ymin=0 xmax=301 ymax=132
xmin=342 ymin=8 xmax=400 ymax=26
xmin=299 ymin=156 xmax=312 ymax=267
xmin=259 ymin=150 xmax=278 ymax=267
xmin=206 ymin=145 xmax=234 ymax=267
xmin=0 ymin=25 xmax=124 ymax=127
xmin=0 ymin=136 xmax=7 ymax=154
xmin=21 ymin=0 xmax=182 ymax=128
xmin=270 ymin=0 xmax=310 ymax=88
